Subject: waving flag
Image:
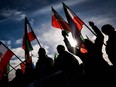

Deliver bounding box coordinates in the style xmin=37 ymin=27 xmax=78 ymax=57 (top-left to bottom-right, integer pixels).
xmin=22 ymin=17 xmax=33 ymax=64
xmin=0 ymin=42 xmax=14 ymax=80
xmin=52 ymin=7 xmax=71 ymax=32
xmin=22 ymin=17 xmax=35 ymax=70
xmin=22 ymin=31 xmax=33 ymax=52
xmin=22 ymin=17 xmax=34 ymax=51
xmin=62 ymin=3 xmax=88 ymax=53
xmin=62 ymin=3 xmax=83 ymax=32
xmin=24 ymin=17 xmax=42 ymax=48
xmin=63 ymin=3 xmax=84 ymax=47
xmin=25 ymin=17 xmax=36 ymax=41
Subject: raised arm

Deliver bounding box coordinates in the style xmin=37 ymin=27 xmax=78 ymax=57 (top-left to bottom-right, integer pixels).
xmin=62 ymin=30 xmax=79 ymax=55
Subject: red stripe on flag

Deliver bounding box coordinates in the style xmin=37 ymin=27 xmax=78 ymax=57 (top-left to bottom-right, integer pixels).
xmin=0 ymin=50 xmax=13 ymax=69
xmin=0 ymin=64 xmax=4 ymax=80
xmin=52 ymin=7 xmax=71 ymax=32
xmin=52 ymin=16 xmax=70 ymax=31
xmin=73 ymin=16 xmax=83 ymax=31
xmin=28 ymin=32 xmax=36 ymax=41
xmin=20 ymin=63 xmax=26 ymax=74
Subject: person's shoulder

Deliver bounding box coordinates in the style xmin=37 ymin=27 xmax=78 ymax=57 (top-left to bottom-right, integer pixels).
xmin=64 ymin=51 xmax=76 ymax=58
xmin=65 ymin=51 xmax=73 ymax=55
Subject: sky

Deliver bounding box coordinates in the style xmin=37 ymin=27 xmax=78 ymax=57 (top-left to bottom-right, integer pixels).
xmin=0 ymin=0 xmax=116 ymax=80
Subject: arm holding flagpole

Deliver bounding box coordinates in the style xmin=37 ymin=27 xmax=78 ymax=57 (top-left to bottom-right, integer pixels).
xmin=88 ymin=21 xmax=106 ymax=46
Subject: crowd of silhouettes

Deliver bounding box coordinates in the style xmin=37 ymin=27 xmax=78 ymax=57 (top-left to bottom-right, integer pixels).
xmin=0 ymin=21 xmax=116 ymax=87
xmin=61 ymin=21 xmax=116 ymax=86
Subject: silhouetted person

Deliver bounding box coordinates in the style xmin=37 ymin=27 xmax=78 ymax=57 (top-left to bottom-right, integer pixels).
xmin=62 ymin=21 xmax=110 ymax=84
xmin=34 ymin=47 xmax=54 ymax=87
xmin=53 ymin=45 xmax=83 ymax=87
xmin=23 ymin=62 xmax=35 ymax=86
xmin=35 ymin=47 xmax=54 ymax=79
xmin=101 ymin=24 xmax=116 ymax=68
xmin=0 ymin=73 xmax=9 ymax=87
xmin=9 ymin=69 xmax=24 ymax=87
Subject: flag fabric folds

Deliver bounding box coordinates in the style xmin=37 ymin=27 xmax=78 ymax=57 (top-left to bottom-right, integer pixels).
xmin=22 ymin=17 xmax=34 ymax=66
xmin=52 ymin=7 xmax=71 ymax=32
xmin=62 ymin=3 xmax=88 ymax=53
xmin=22 ymin=17 xmax=34 ymax=52
xmin=20 ymin=62 xmax=26 ymax=74
xmin=25 ymin=17 xmax=36 ymax=42
xmin=63 ymin=3 xmax=85 ymax=47
xmin=0 ymin=42 xmax=14 ymax=80
xmin=22 ymin=30 xmax=33 ymax=52
xmin=62 ymin=3 xmax=84 ymax=32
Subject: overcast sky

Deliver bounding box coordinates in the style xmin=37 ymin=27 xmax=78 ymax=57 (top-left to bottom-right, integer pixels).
xmin=0 ymin=0 xmax=116 ymax=80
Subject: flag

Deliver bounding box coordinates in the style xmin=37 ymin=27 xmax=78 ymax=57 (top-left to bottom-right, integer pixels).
xmin=22 ymin=32 xmax=33 ymax=52
xmin=62 ymin=3 xmax=83 ymax=32
xmin=25 ymin=17 xmax=36 ymax=41
xmin=23 ymin=17 xmax=42 ymax=48
xmin=22 ymin=17 xmax=34 ymax=68
xmin=63 ymin=3 xmax=84 ymax=47
xmin=0 ymin=42 xmax=14 ymax=80
xmin=52 ymin=7 xmax=71 ymax=32
xmin=20 ymin=62 xmax=26 ymax=74
xmin=22 ymin=18 xmax=33 ymax=52
xmin=63 ymin=3 xmax=88 ymax=53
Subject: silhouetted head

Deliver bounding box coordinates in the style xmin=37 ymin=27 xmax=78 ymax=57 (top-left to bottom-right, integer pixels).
xmin=57 ymin=45 xmax=65 ymax=55
xmin=38 ymin=48 xmax=46 ymax=57
xmin=15 ymin=69 xmax=23 ymax=77
xmin=83 ymin=39 xmax=94 ymax=50
xmin=101 ymin=24 xmax=115 ymax=35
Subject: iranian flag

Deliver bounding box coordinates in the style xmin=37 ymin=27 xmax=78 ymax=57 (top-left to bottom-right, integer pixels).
xmin=22 ymin=33 xmax=33 ymax=52
xmin=52 ymin=7 xmax=71 ymax=32
xmin=62 ymin=3 xmax=83 ymax=32
xmin=63 ymin=3 xmax=87 ymax=53
xmin=0 ymin=42 xmax=14 ymax=80
xmin=63 ymin=3 xmax=84 ymax=47
xmin=22 ymin=17 xmax=34 ymax=67
xmin=22 ymin=17 xmax=34 ymax=51
xmin=25 ymin=17 xmax=36 ymax=42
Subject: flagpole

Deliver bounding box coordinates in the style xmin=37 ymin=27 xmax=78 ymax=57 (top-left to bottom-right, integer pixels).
xmin=83 ymin=23 xmax=106 ymax=46
xmin=0 ymin=41 xmax=24 ymax=63
xmin=8 ymin=55 xmax=33 ymax=73
xmin=9 ymin=64 xmax=17 ymax=72
xmin=8 ymin=58 xmax=26 ymax=73
xmin=35 ymin=37 xmax=42 ymax=48
xmin=75 ymin=16 xmax=107 ymax=46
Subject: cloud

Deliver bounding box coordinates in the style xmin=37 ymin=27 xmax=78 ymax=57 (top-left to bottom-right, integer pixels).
xmin=0 ymin=9 xmax=26 ymax=23
xmin=0 ymin=9 xmax=21 ymax=17
xmin=15 ymin=39 xmax=22 ymax=45
xmin=32 ymin=0 xmax=89 ymax=16
xmin=12 ymin=47 xmax=24 ymax=59
xmin=35 ymin=22 xmax=65 ymax=55
xmin=0 ymin=40 xmax=11 ymax=45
